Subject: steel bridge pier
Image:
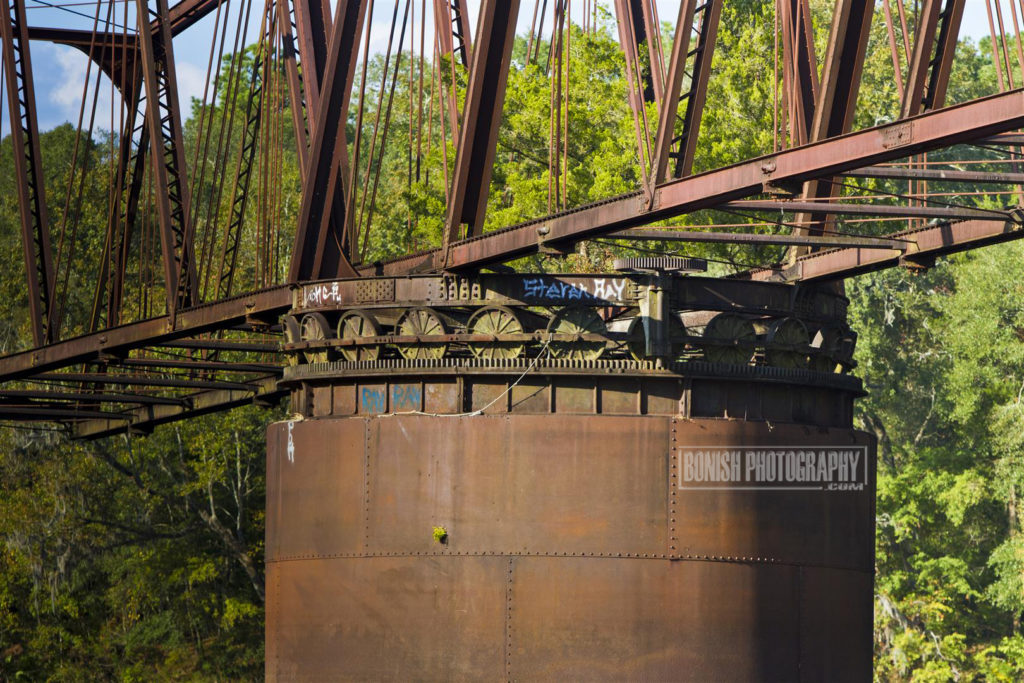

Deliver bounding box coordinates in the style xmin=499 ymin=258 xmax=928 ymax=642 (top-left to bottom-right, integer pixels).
xmin=265 ymin=271 xmax=874 ymax=680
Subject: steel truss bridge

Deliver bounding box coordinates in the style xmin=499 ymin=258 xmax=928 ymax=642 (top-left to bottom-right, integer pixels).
xmin=2 ymin=0 xmax=1024 ymax=437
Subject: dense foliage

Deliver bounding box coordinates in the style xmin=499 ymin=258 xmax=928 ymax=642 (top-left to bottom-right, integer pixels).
xmin=4 ymin=3 xmax=1024 ymax=679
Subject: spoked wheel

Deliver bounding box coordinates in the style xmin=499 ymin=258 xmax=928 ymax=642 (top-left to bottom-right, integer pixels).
xmin=765 ymin=317 xmax=810 ymax=368
xmin=299 ymin=312 xmax=332 ymax=364
xmin=702 ymin=313 xmax=756 ymax=365
xmin=547 ymin=306 xmax=607 ymax=360
xmin=626 ymin=315 xmax=688 ymax=361
xmin=336 ymin=309 xmax=382 ymax=362
xmin=282 ymin=315 xmax=301 ymax=366
xmin=467 ymin=305 xmax=525 ymax=360
xmin=396 ymin=307 xmax=448 ymax=360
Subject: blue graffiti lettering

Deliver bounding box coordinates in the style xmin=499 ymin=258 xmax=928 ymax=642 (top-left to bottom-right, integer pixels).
xmin=361 ymin=387 xmax=386 ymax=413
xmin=391 ymin=384 xmax=422 ymax=410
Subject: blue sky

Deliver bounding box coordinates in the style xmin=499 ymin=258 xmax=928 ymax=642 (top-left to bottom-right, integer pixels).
xmin=0 ymin=0 xmax=1004 ymax=137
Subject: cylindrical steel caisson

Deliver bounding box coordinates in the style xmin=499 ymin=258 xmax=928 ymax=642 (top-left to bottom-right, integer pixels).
xmin=266 ymin=272 xmax=874 ymax=681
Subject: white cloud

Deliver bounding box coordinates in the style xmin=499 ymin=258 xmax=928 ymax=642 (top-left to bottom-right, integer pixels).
xmin=174 ymin=60 xmax=206 ymax=112
xmin=45 ymin=45 xmax=117 ymax=133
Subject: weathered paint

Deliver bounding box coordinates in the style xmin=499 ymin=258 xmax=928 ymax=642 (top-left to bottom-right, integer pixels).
xmin=266 ymin=413 xmax=874 ymax=680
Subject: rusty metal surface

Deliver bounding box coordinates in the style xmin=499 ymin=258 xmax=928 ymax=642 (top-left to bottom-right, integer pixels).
xmin=268 ymin=416 xmax=873 ymax=565
xmin=266 ymin=556 xmax=509 ymax=680
xmin=266 ymin=411 xmax=875 ymax=679
xmin=750 ymin=218 xmax=1022 ymax=282
xmin=9 ymin=0 xmax=1024 ymax=441
xmin=509 ymin=557 xmax=869 ymax=682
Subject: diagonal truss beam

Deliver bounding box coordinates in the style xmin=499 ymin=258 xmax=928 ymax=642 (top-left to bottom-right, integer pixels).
xmin=793 ymin=0 xmax=874 ymax=241
xmin=901 ymin=0 xmax=965 ymax=116
xmin=135 ymin=0 xmax=199 ymax=314
xmin=441 ymin=0 xmax=521 ymax=250
xmin=433 ymin=0 xmax=472 ymax=67
xmin=370 ymin=88 xmax=1024 ymax=274
xmin=32 ymin=2 xmax=224 ymax=328
xmin=291 ymin=0 xmax=331 ymax=121
xmin=651 ymin=0 xmax=722 ymax=185
xmin=616 ymin=0 xmax=664 ymax=104
xmin=279 ymin=0 xmax=311 ymax=172
xmin=217 ymin=0 xmax=275 ymax=299
xmin=90 ymin=75 xmax=146 ymax=331
xmin=810 ymin=0 xmax=874 ymax=140
xmin=1 ymin=0 xmax=57 ymax=345
xmin=289 ymin=0 xmax=368 ymax=281
xmin=780 ymin=0 xmax=818 ymax=146
xmin=614 ymin=0 xmax=656 ymax=178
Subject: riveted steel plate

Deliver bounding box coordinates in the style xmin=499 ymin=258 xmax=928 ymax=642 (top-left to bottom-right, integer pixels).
xmin=363 ymin=415 xmax=671 ymax=556
xmin=799 ymin=566 xmax=874 ymax=682
xmin=266 ymin=419 xmax=366 ymax=561
xmin=507 ymin=556 xmax=870 ymax=681
xmin=266 ymin=556 xmax=507 ymax=681
xmin=508 ymin=557 xmax=802 ymax=680
xmin=669 ymin=420 xmax=876 ymax=570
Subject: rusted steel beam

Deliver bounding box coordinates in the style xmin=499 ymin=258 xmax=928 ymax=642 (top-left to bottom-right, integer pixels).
xmin=0 ymin=390 xmax=186 ymax=406
xmin=441 ymin=0 xmax=520 ymax=248
xmin=218 ymin=3 xmax=274 ymax=299
xmin=618 ymin=0 xmax=664 ymax=103
xmin=92 ymin=79 xmax=146 ymax=331
xmin=24 ymin=27 xmax=137 ymax=92
xmin=292 ymin=0 xmax=332 ymax=123
xmin=26 ymin=0 xmax=223 ymax=93
xmin=651 ymin=0 xmax=722 ymax=184
xmin=278 ymin=0 xmax=310 ymax=173
xmin=749 ymin=219 xmax=1022 ymax=282
xmin=368 ymin=88 xmax=1024 ymax=274
xmin=1 ymin=0 xmax=57 ymax=346
xmin=811 ymin=0 xmax=874 ymax=141
xmin=0 ymin=406 xmax=129 ymax=421
xmin=71 ymin=376 xmax=283 ymax=439
xmin=433 ymin=0 xmax=472 ymax=67
xmin=165 ymin=0 xmax=222 ymax=33
xmin=613 ymin=0 xmax=662 ymax=182
xmin=159 ymin=339 xmax=283 ymax=352
xmin=794 ymin=0 xmax=874 ymax=242
xmin=725 ymin=199 xmax=1005 ymax=221
xmin=34 ymin=373 xmax=260 ymax=391
xmin=606 ymin=229 xmax=908 ymax=250
xmin=117 ymin=358 xmax=282 ymax=373
xmin=0 ymin=285 xmax=290 ymax=381
xmin=844 ymin=166 xmax=1024 ymax=183
xmin=26 ymin=0 xmax=225 ymax=92
xmin=289 ymin=0 xmax=367 ymax=281
xmin=980 ymin=133 xmax=1024 ymax=145
xmin=902 ymin=0 xmax=965 ymax=116
xmin=780 ymin=0 xmax=818 ymax=146
xmin=135 ymin=0 xmax=200 ymax=313
xmin=281 ymin=0 xmax=352 ymax=273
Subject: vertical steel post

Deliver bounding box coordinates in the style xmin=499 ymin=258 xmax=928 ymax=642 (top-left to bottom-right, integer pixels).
xmin=289 ymin=0 xmax=368 ymax=281
xmin=135 ymin=0 xmax=200 ymax=313
xmin=433 ymin=0 xmax=472 ymax=67
xmin=650 ymin=0 xmax=722 ymax=185
xmin=792 ymin=0 xmax=875 ymax=245
xmin=441 ymin=0 xmax=520 ymax=249
xmin=902 ymin=0 xmax=965 ymax=116
xmin=780 ymin=0 xmax=818 ymax=146
xmin=1 ymin=0 xmax=57 ymax=345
